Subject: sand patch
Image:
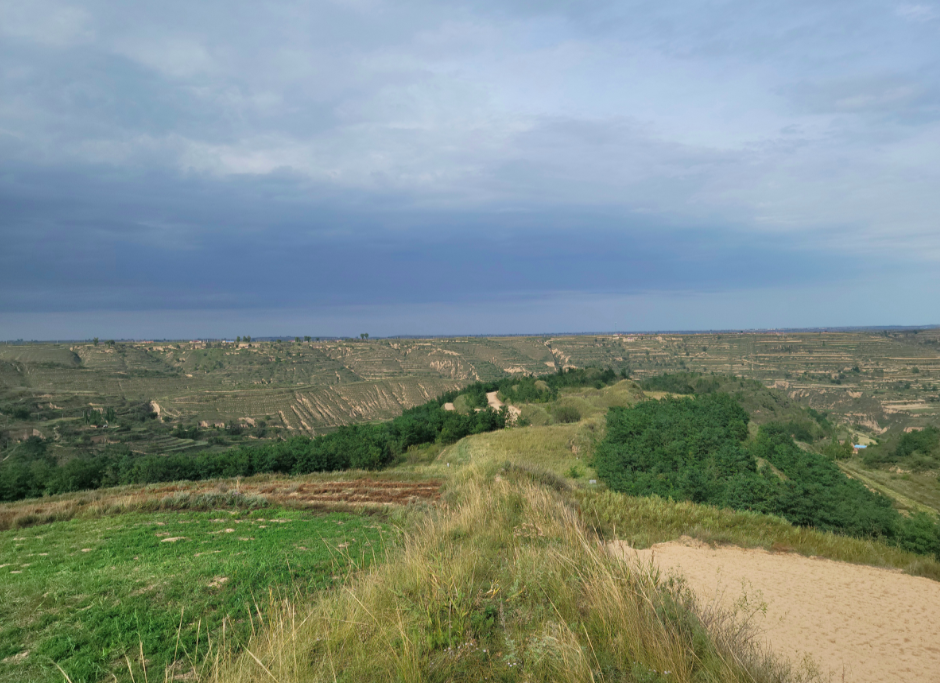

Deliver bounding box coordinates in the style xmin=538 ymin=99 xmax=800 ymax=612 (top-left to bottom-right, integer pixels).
xmin=160 ymin=537 xmax=187 ymax=543
xmin=486 ymin=391 xmax=522 ymax=421
xmin=611 ymin=539 xmax=940 ymax=683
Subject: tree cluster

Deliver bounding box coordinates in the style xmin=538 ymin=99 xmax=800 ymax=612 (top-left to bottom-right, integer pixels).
xmin=0 ymin=399 xmax=506 ymax=502
xmin=594 ymin=394 xmax=940 ymax=558
xmin=1 ymin=367 xmax=622 ymax=503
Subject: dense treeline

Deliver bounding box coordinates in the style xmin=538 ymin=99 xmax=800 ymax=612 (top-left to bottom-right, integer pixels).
xmin=0 ymin=367 xmax=620 ymax=502
xmin=437 ymin=367 xmax=624 ymax=407
xmin=595 ymin=394 xmax=940 ymax=558
xmin=0 ymin=401 xmax=505 ymax=501
xmin=640 ymin=371 xmax=834 ymax=441
xmin=497 ymin=367 xmax=624 ymax=403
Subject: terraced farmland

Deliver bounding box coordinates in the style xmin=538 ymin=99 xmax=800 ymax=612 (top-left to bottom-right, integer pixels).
xmin=2 ymin=330 xmax=939 ymax=463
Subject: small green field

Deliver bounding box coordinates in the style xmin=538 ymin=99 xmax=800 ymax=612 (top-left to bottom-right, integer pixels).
xmin=0 ymin=507 xmax=393 ymax=683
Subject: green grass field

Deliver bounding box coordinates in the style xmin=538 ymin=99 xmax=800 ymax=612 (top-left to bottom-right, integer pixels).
xmin=0 ymin=506 xmax=393 ymax=683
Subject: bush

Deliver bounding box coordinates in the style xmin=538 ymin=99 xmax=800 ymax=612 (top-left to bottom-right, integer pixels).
xmin=552 ymin=405 xmax=581 ymax=424
xmin=896 ymin=427 xmax=939 ymax=459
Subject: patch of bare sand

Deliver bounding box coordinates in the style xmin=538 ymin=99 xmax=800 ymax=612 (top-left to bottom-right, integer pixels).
xmin=611 ymin=539 xmax=940 ymax=683
xmin=485 ymin=391 xmax=522 ymax=421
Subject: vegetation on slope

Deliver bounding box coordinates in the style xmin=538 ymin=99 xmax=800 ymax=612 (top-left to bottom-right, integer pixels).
xmin=0 ymin=368 xmax=623 ymax=502
xmin=448 ymin=380 xmax=940 ymax=578
xmin=640 ymin=372 xmax=835 ymax=438
xmin=594 ymin=394 xmax=940 ymax=558
xmin=863 ymin=426 xmax=940 ymax=471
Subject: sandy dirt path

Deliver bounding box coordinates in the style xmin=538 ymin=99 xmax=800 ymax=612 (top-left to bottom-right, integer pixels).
xmin=486 ymin=391 xmax=521 ymax=420
xmin=612 ymin=539 xmax=940 ymax=682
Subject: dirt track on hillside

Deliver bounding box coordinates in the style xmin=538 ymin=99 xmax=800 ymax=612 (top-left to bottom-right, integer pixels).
xmin=611 ymin=538 xmax=940 ymax=683
xmin=486 ymin=391 xmax=521 ymax=421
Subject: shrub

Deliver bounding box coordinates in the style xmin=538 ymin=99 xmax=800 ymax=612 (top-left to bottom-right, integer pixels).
xmin=896 ymin=427 xmax=939 ymax=459
xmin=552 ymin=405 xmax=581 ymax=424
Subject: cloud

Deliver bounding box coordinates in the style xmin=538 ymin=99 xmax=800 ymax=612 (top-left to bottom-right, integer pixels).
xmin=896 ymin=3 xmax=939 ymax=23
xmin=785 ymin=76 xmax=930 ymax=115
xmin=1 ymin=0 xmax=939 ymax=335
xmin=0 ymin=0 xmax=95 ymax=47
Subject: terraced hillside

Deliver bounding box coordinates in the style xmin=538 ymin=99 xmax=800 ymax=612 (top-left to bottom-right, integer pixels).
xmin=2 ymin=331 xmax=939 ymax=466
xmin=546 ymin=330 xmax=940 ymax=433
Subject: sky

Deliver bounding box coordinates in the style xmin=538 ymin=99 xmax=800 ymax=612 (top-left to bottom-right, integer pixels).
xmin=1 ymin=0 xmax=939 ymax=339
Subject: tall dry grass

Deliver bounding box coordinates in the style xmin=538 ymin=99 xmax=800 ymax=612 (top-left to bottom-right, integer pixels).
xmin=207 ymin=463 xmax=817 ymax=683
xmin=577 ymin=488 xmax=940 ymax=581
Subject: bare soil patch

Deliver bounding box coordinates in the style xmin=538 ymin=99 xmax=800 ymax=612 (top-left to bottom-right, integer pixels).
xmin=243 ymin=479 xmax=442 ymax=506
xmin=611 ymin=538 xmax=940 ymax=683
xmin=0 ymin=478 xmax=442 ymax=530
xmin=486 ymin=391 xmax=521 ymax=421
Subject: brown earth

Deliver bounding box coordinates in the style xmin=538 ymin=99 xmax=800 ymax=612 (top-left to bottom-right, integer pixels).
xmin=0 ymin=478 xmax=442 ymax=530
xmin=486 ymin=391 xmax=522 ymax=421
xmin=611 ymin=538 xmax=940 ymax=683
xmin=243 ymin=479 xmax=442 ymax=506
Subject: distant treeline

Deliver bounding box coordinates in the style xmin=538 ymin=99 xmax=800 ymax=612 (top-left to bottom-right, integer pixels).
xmin=595 ymin=393 xmax=940 ymax=558
xmin=640 ymin=372 xmax=835 ymax=442
xmin=0 ymin=367 xmax=621 ymax=502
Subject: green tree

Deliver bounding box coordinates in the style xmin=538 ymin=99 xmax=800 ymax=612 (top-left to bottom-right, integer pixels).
xmin=93 ymin=337 xmax=99 ymax=346
xmin=304 ymin=336 xmax=311 ymax=342
xmin=236 ymin=336 xmax=241 ymax=343
xmin=360 ymin=333 xmax=369 ymax=340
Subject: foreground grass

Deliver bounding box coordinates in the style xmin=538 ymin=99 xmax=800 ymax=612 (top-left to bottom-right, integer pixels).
xmin=0 ymin=507 xmax=393 ymax=683
xmin=211 ymin=463 xmax=816 ymax=683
